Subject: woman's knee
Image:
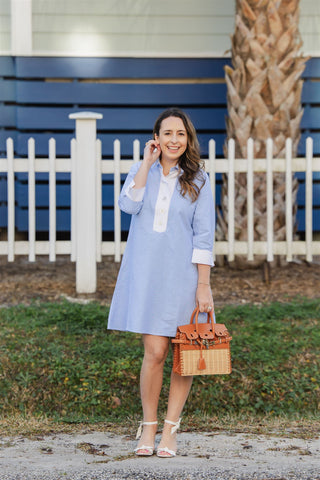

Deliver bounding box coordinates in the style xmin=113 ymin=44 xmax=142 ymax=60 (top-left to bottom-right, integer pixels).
xmin=143 ymin=335 xmax=169 ymax=366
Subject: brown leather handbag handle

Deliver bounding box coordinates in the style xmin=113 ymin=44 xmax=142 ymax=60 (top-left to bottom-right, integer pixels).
xmin=189 ymin=306 xmax=215 ymax=332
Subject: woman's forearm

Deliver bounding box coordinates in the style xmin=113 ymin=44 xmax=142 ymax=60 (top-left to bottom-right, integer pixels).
xmin=197 ymin=263 xmax=211 ymax=285
xmin=133 ymin=140 xmax=160 ymax=189
xmin=133 ymin=160 xmax=152 ymax=189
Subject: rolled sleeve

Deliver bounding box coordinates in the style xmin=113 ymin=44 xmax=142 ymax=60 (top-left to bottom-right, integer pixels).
xmin=191 ymin=173 xmax=215 ymax=266
xmin=118 ymin=162 xmax=145 ymax=215
xmin=192 ymin=248 xmax=214 ymax=267
xmin=125 ymin=180 xmax=146 ymax=202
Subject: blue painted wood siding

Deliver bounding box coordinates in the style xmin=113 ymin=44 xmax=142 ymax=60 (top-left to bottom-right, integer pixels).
xmin=0 ymin=56 xmax=319 ymax=234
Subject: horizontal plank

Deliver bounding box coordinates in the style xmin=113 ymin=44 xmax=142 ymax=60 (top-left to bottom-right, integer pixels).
xmin=0 ymin=106 xmax=16 ymax=127
xmin=33 ymin=14 xmax=233 ymax=36
xmin=300 ymin=0 xmax=320 ymax=15
xmin=299 ymin=133 xmax=320 ymax=155
xmin=16 ymin=81 xmax=227 ymax=106
xmin=16 ymin=57 xmax=230 ymax=79
xmin=32 ymin=0 xmax=233 ymax=16
xmin=0 ymin=206 xmax=7 ymax=227
xmin=295 ymin=172 xmax=320 ymax=180
xmin=7 ymin=132 xmax=226 ymax=157
xmin=16 ymin=183 xmax=71 ymax=207
xmin=15 ymin=208 xmax=71 ymax=231
xmin=297 ymin=183 xmax=320 ymax=206
xmin=0 ymin=34 xmax=10 ymax=54
xmin=12 ymin=205 xmax=131 ymax=232
xmin=0 ymin=79 xmax=15 ymax=101
xmin=16 ymin=106 xmax=227 ymax=131
xmin=302 ymin=80 xmax=320 ymax=103
xmin=32 ymin=33 xmax=230 ymax=57
xmin=0 ymin=132 xmax=17 ymax=153
xmin=15 ymin=181 xmax=129 ymax=208
xmin=1 ymin=239 xmax=319 ymax=257
xmin=11 ymin=205 xmax=319 ymax=234
xmin=303 ymin=57 xmax=320 ymax=78
xmin=301 ymin=106 xmax=320 ymax=129
xmin=0 ymin=175 xmax=7 ymax=201
xmin=205 ymin=157 xmax=320 ymax=173
xmin=0 ymin=241 xmax=72 ymax=255
xmin=2 ymin=131 xmax=318 ymax=159
xmin=214 ymin=240 xmax=320 ymax=256
xmin=296 ymin=208 xmax=320 ymax=232
xmin=0 ymin=158 xmax=72 ymax=173
xmin=1 ymin=155 xmax=320 ymax=175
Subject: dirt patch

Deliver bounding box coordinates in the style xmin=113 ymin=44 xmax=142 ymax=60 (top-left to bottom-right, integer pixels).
xmin=0 ymin=255 xmax=319 ymax=306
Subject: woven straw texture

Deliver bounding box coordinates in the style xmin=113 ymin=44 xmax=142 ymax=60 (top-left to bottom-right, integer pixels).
xmin=178 ymin=347 xmax=231 ymax=376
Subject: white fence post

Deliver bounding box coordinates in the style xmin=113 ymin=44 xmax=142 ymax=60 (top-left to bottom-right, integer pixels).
xmin=69 ymin=112 xmax=103 ymax=294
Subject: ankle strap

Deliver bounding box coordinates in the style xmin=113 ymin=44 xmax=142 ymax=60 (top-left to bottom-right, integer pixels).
xmin=135 ymin=421 xmax=158 ymax=440
xmin=164 ymin=417 xmax=181 ymax=434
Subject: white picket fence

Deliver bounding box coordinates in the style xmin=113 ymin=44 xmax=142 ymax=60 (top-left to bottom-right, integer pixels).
xmin=0 ymin=112 xmax=320 ymax=294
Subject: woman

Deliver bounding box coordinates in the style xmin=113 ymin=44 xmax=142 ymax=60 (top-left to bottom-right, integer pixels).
xmin=108 ymin=108 xmax=215 ymax=458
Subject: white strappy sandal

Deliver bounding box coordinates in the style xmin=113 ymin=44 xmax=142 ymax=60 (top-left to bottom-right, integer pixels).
xmin=156 ymin=418 xmax=181 ymax=458
xmin=134 ymin=420 xmax=158 ymax=456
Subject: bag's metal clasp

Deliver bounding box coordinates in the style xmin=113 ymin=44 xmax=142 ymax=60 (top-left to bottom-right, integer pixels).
xmin=203 ymin=339 xmax=209 ymax=349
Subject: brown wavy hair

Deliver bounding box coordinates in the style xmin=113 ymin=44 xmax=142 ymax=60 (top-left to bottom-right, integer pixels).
xmin=153 ymin=108 xmax=205 ymax=202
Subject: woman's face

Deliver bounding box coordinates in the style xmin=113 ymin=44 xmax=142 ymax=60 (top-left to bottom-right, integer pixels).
xmin=155 ymin=116 xmax=188 ymax=164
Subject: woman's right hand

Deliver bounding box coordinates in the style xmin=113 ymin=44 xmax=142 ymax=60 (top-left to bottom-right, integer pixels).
xmin=143 ymin=140 xmax=161 ymax=166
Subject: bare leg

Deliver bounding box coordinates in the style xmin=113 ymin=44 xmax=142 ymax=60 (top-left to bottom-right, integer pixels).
xmin=157 ymin=370 xmax=193 ymax=454
xmin=136 ymin=334 xmax=170 ymax=451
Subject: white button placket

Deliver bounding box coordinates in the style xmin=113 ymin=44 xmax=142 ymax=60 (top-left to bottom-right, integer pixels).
xmin=153 ymin=170 xmax=177 ymax=233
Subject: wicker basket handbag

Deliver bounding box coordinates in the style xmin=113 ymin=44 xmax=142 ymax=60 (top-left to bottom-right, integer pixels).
xmin=172 ymin=307 xmax=232 ymax=376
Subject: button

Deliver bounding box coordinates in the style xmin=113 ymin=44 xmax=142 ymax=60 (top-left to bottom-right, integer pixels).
xmin=162 ymin=197 xmax=167 ymax=201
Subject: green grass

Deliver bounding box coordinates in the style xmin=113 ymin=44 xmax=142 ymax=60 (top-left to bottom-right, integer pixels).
xmin=0 ymin=298 xmax=319 ymax=427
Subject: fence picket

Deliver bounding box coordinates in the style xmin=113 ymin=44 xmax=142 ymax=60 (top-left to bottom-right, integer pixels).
xmin=266 ymin=138 xmax=274 ymax=262
xmin=209 ymin=139 xmax=216 ymax=262
xmin=49 ymin=138 xmax=56 ymax=262
xmin=71 ymin=138 xmax=76 ymax=262
xmin=306 ymin=137 xmax=313 ymax=262
xmin=96 ymin=139 xmax=102 ymax=262
xmin=28 ymin=138 xmax=36 ymax=262
xmin=228 ymin=139 xmax=235 ymax=262
xmin=285 ymin=138 xmax=293 ymax=262
xmin=114 ymin=139 xmax=121 ymax=263
xmin=6 ymin=138 xmax=15 ymax=262
xmin=133 ymin=139 xmax=140 ymax=163
xmin=247 ymin=138 xmax=254 ymax=262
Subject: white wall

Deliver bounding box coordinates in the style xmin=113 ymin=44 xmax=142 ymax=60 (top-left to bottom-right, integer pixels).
xmin=1 ymin=0 xmax=320 ymax=57
xmin=31 ymin=0 xmax=234 ymax=57
xmin=0 ymin=0 xmax=10 ymax=53
xmin=300 ymin=0 xmax=320 ymax=56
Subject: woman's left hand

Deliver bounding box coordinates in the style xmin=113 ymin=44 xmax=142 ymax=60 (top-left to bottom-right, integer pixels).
xmin=196 ymin=284 xmax=214 ymax=313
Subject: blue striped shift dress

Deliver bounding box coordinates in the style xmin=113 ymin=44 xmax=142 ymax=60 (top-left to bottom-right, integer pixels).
xmin=107 ymin=160 xmax=215 ymax=337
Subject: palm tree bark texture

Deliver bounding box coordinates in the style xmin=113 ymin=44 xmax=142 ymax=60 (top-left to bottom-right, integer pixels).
xmin=217 ymin=0 xmax=309 ymax=267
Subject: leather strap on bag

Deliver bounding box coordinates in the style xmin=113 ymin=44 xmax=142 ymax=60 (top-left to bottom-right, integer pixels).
xmin=192 ymin=307 xmax=214 ymax=370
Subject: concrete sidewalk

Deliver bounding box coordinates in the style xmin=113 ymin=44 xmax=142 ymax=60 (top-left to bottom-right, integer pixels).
xmin=1 ymin=430 xmax=319 ymax=480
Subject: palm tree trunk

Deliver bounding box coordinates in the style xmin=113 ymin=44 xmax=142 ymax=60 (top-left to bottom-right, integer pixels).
xmin=217 ymin=0 xmax=309 ymax=267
